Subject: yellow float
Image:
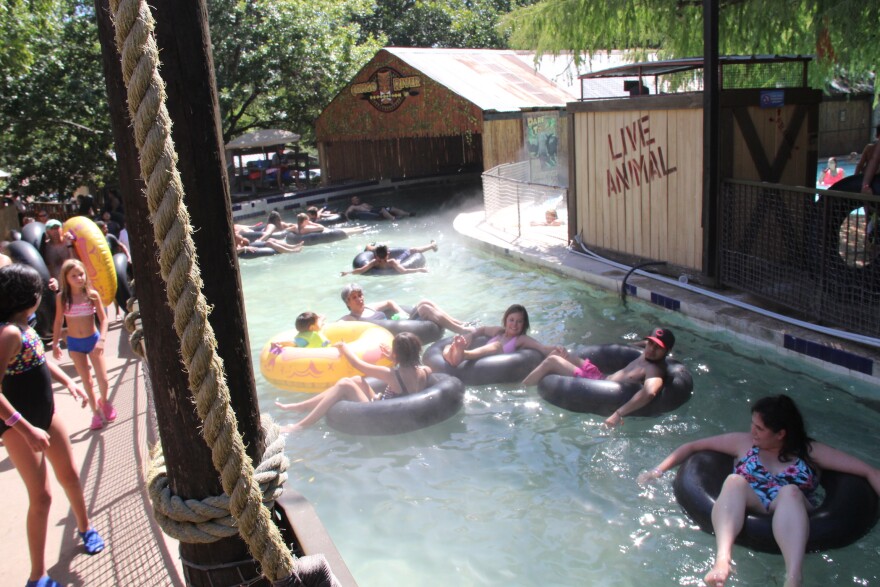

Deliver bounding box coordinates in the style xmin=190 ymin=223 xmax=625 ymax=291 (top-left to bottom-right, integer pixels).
xmin=63 ymin=216 xmax=117 ymax=306
xmin=260 ymin=321 xmax=394 ymax=393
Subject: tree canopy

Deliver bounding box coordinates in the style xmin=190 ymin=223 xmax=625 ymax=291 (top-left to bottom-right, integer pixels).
xmin=353 ymin=0 xmax=538 ymax=49
xmin=208 ymin=0 xmax=382 ymax=143
xmin=504 ymin=0 xmax=876 ymax=88
xmin=0 ymin=1 xmax=115 ymax=195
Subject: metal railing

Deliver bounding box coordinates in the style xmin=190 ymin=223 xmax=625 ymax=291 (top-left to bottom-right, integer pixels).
xmin=719 ymin=179 xmax=880 ymax=336
xmin=482 ymin=161 xmax=567 ymax=238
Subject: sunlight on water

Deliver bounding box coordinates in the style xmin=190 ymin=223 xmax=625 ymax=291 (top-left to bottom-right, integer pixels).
xmin=239 ymin=185 xmax=880 ymax=587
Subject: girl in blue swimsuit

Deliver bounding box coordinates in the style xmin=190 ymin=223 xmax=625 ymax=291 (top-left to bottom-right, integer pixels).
xmin=642 ymin=394 xmax=880 ymax=587
xmin=52 ymin=259 xmax=114 ymax=431
xmin=0 ymin=264 xmax=104 ymax=587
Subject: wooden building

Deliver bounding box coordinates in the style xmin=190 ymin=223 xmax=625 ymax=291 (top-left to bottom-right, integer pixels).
xmin=315 ymin=48 xmax=577 ymax=185
xmin=573 ymin=56 xmax=820 ymax=274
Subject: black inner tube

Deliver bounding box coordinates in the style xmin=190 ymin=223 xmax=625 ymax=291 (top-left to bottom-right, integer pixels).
xmin=673 ymin=450 xmax=879 ymax=553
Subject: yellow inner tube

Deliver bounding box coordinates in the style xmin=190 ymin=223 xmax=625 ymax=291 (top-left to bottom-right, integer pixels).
xmin=63 ymin=216 xmax=117 ymax=307
xmin=260 ymin=321 xmax=394 ymax=393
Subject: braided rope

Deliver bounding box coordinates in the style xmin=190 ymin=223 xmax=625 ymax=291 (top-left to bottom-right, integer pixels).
xmin=107 ymin=0 xmax=296 ymax=580
xmin=148 ymin=415 xmax=290 ymax=543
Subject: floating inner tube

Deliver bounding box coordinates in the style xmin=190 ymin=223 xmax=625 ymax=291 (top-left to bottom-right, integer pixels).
xmin=537 ymin=344 xmax=693 ymax=416
xmin=347 ymin=208 xmax=383 ymax=221
xmin=351 ymin=248 xmax=426 ymax=275
xmin=113 ymin=252 xmax=134 ymax=308
xmin=423 ymin=335 xmax=544 ymax=385
xmin=239 ymin=229 xmax=290 ymax=242
xmin=360 ymin=305 xmax=443 ymax=345
xmin=325 ymin=373 xmax=465 ymax=436
xmin=674 ymin=450 xmax=879 ymax=553
xmin=6 ymin=240 xmax=56 ymax=339
xmin=260 ymin=321 xmax=393 ymax=393
xmin=812 ymin=174 xmax=880 ymax=293
xmin=316 ymin=213 xmax=344 ymax=226
xmin=238 ymin=244 xmax=279 ymax=258
xmin=285 ymin=228 xmax=349 ymax=246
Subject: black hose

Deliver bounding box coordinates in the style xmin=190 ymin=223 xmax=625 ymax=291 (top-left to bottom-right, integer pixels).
xmin=621 ymin=261 xmax=667 ymax=306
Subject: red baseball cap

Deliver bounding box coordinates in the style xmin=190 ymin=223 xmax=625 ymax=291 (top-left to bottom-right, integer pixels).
xmin=645 ymin=327 xmax=675 ymax=351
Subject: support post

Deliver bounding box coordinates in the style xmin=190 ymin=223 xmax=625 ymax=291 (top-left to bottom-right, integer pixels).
xmin=95 ymin=1 xmax=273 ymax=584
xmin=702 ymin=0 xmax=721 ymax=281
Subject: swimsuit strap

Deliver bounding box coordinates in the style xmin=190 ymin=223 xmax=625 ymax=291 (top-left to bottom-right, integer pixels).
xmin=392 ymin=367 xmax=410 ymax=395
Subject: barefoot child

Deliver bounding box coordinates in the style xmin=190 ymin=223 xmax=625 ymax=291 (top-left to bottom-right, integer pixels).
xmin=52 ymin=259 xmax=115 ymax=431
xmin=276 ymin=332 xmax=430 ymax=431
xmin=1 ymin=264 xmax=105 ymax=587
xmin=441 ymin=304 xmax=560 ymax=367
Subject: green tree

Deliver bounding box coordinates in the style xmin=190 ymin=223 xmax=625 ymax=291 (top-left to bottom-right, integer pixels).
xmin=504 ymin=0 xmax=876 ymax=86
xmin=0 ymin=1 xmax=115 ymax=195
xmin=354 ymin=0 xmax=538 ymax=49
xmin=209 ymin=0 xmax=382 ymax=143
xmin=0 ymin=0 xmax=59 ymax=79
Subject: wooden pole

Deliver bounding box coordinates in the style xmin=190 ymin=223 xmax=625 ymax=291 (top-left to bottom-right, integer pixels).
xmin=702 ymin=0 xmax=720 ymax=281
xmin=95 ymin=1 xmax=272 ymax=584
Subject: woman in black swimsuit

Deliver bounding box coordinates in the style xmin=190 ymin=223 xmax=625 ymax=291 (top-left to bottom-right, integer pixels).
xmin=275 ymin=332 xmax=430 ymax=431
xmin=0 ymin=265 xmax=105 ymax=587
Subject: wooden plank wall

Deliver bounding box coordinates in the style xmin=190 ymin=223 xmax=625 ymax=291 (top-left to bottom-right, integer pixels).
xmin=720 ymin=90 xmax=819 ymax=187
xmin=483 ymin=119 xmax=524 ymax=170
xmin=718 ymin=90 xmax=821 ymax=267
xmin=817 ymin=95 xmax=873 ymax=158
xmin=570 ymin=95 xmax=703 ymax=270
xmin=320 ymin=135 xmax=483 ymax=184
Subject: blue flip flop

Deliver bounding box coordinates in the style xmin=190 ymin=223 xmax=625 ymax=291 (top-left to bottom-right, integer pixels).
xmin=25 ymin=576 xmax=61 ymax=587
xmin=79 ymin=528 xmax=105 ymax=555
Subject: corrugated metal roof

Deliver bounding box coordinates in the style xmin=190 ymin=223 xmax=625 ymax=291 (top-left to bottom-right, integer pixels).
xmin=385 ymin=48 xmax=578 ymax=112
xmin=580 ymin=54 xmax=813 ymax=79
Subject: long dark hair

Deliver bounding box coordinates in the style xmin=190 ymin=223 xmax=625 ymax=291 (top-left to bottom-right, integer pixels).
xmin=752 ymin=395 xmax=814 ymax=465
xmin=502 ymin=304 xmax=530 ymax=335
xmin=0 ymin=264 xmax=43 ymax=321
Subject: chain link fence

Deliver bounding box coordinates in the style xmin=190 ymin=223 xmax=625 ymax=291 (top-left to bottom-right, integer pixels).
xmin=482 ymin=161 xmax=567 ymax=238
xmin=720 ymin=178 xmax=880 ymax=336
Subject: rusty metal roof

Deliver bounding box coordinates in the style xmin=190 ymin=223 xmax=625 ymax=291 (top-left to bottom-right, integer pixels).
xmin=385 ymin=48 xmax=578 ymax=112
xmin=580 ymin=54 xmax=813 ymax=79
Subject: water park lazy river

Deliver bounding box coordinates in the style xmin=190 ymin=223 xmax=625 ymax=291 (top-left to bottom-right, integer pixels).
xmin=230 ymin=184 xmax=880 ymax=587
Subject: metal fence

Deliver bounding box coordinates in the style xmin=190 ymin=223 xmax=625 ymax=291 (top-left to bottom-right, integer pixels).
xmin=482 ymin=161 xmax=567 ymax=238
xmin=719 ymin=178 xmax=880 ymax=336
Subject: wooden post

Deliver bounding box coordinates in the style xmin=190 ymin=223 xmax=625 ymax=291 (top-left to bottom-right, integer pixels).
xmin=702 ymin=0 xmax=720 ymax=281
xmin=95 ymin=1 xmax=272 ymax=585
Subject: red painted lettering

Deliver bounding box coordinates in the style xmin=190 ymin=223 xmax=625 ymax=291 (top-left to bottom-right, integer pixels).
xmin=640 ymin=115 xmax=654 ymax=146
xmin=608 ymin=134 xmax=623 ymax=160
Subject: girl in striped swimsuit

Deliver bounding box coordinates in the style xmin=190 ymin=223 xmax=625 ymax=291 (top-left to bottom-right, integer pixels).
xmin=52 ymin=259 xmax=114 ymax=430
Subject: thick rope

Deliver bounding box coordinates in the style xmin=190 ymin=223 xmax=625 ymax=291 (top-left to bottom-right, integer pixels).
xmin=148 ymin=415 xmax=289 ymax=543
xmin=107 ymin=0 xmax=296 ymax=581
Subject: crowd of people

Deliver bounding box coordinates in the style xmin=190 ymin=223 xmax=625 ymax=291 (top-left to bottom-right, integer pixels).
xmin=3 ymin=185 xmax=880 ymax=587
xmin=257 ymin=199 xmax=880 ymax=587
xmin=0 ymin=189 xmax=130 ymax=586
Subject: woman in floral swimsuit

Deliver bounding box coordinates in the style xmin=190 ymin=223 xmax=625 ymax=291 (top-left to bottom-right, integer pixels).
xmin=640 ymin=395 xmax=880 ymax=587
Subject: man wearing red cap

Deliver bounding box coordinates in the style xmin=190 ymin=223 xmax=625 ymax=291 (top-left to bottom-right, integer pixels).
xmin=522 ymin=327 xmax=675 ymax=428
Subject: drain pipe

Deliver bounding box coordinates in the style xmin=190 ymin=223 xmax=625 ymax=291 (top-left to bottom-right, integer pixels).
xmin=571 ymin=236 xmax=880 ymax=349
